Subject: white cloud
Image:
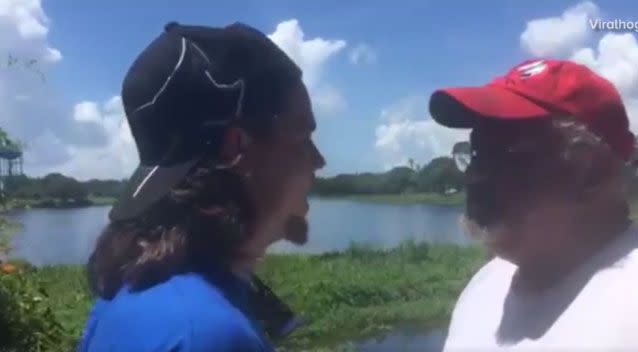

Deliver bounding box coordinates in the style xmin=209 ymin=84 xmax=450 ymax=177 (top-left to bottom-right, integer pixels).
xmin=59 ymin=96 xmax=137 ymax=180
xmin=571 ymin=33 xmax=638 ymax=97
xmin=522 ymin=1 xmax=638 ymax=135
xmin=312 ymin=85 xmax=347 ymax=115
xmin=520 ymin=1 xmax=599 ymax=57
xmin=374 ymin=96 xmax=468 ymax=170
xmin=73 ymin=102 xmax=102 ymax=123
xmin=0 ymin=0 xmax=61 ymax=63
xmin=376 ymin=1 xmax=638 ymax=171
xmin=268 ymin=19 xmax=347 ymax=115
xmin=349 ymin=43 xmax=377 ymax=65
xmin=25 ymin=96 xmax=137 ymax=181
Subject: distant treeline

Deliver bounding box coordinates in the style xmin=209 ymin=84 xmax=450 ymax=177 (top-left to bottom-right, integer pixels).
xmin=6 ymin=141 xmax=638 ymax=202
xmin=312 ymin=142 xmax=471 ymax=196
xmin=312 ymin=156 xmax=464 ymax=196
xmin=1 ymin=142 xmax=472 ymax=201
xmin=4 ymin=173 xmax=126 ymax=201
xmin=2 ymin=159 xmax=464 ymax=203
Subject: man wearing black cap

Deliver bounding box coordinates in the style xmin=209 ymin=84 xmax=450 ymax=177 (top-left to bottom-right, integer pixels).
xmin=430 ymin=59 xmax=638 ymax=350
xmin=78 ymin=21 xmax=324 ymax=351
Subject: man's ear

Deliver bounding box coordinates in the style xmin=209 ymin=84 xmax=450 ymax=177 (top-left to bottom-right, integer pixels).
xmin=217 ymin=127 xmax=250 ymax=170
xmin=577 ymin=156 xmax=624 ymax=201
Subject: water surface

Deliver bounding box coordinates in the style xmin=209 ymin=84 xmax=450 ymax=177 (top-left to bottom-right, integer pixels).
xmin=7 ymin=198 xmax=469 ymax=266
xmin=356 ymin=327 xmax=447 ymax=351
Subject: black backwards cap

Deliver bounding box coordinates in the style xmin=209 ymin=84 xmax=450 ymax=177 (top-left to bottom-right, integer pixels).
xmin=109 ymin=21 xmax=300 ymax=222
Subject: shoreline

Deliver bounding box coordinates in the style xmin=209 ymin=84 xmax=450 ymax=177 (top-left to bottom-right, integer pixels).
xmin=2 ymin=193 xmax=464 ymax=211
xmin=2 ymin=196 xmax=116 ymax=211
xmin=314 ymin=192 xmax=465 ymax=206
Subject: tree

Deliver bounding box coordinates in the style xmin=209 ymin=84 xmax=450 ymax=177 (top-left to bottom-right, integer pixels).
xmin=415 ymin=157 xmax=464 ymax=194
xmin=42 ymin=173 xmax=88 ymax=201
xmin=383 ymin=166 xmax=416 ymax=193
xmin=408 ymin=158 xmax=415 ymax=170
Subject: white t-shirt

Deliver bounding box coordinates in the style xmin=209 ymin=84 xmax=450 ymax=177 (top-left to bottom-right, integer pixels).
xmin=443 ymin=226 xmax=638 ymax=351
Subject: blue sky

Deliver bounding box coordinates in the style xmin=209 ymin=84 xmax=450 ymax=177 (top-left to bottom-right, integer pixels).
xmin=2 ymin=0 xmax=637 ymax=179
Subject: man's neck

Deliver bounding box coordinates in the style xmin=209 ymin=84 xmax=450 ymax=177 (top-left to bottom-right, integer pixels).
xmin=513 ymin=218 xmax=630 ymax=293
xmin=230 ymin=215 xmax=282 ymax=281
xmin=230 ymin=255 xmax=263 ymax=281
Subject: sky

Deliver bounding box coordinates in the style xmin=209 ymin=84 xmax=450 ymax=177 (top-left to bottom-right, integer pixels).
xmin=1 ymin=0 xmax=637 ymax=180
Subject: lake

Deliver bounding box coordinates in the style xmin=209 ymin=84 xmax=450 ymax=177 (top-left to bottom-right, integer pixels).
xmin=5 ymin=197 xmax=468 ymax=351
xmin=6 ymin=197 xmax=469 ymax=266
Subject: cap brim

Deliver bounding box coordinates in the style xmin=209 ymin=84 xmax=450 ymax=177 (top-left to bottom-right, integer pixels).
xmin=428 ymin=85 xmax=551 ymax=128
xmin=109 ymin=158 xmax=200 ymax=222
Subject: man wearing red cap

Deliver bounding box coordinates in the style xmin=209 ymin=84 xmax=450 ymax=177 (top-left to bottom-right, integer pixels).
xmin=429 ymin=59 xmax=638 ymax=350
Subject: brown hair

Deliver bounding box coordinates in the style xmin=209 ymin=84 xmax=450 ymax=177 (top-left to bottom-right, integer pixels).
xmin=551 ymin=116 xmax=627 ymax=194
xmin=550 ymin=115 xmax=631 ymax=231
xmin=87 ymin=162 xmax=255 ymax=299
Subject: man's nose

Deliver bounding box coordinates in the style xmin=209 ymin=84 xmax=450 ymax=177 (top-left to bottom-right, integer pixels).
xmin=311 ymin=142 xmax=326 ymax=170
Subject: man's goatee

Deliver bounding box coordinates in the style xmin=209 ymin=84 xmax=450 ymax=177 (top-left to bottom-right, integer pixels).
xmin=284 ymin=215 xmax=308 ymax=245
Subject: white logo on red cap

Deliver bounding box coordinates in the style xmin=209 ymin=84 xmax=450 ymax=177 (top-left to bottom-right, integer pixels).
xmin=517 ymin=60 xmax=547 ymax=79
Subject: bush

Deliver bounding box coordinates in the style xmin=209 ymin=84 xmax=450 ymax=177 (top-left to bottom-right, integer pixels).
xmin=0 ymin=264 xmax=69 ymax=352
xmin=0 ymin=216 xmax=77 ymax=351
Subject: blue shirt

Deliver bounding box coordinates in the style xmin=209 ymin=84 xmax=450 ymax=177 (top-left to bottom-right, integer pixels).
xmin=77 ymin=269 xmax=274 ymax=351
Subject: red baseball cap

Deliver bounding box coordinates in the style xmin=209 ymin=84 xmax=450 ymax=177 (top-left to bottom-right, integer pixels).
xmin=429 ymin=59 xmax=635 ymax=161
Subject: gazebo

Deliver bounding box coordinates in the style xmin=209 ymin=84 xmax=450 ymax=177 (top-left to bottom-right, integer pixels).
xmin=0 ymin=140 xmax=23 ymax=196
xmin=0 ymin=142 xmax=23 ymax=178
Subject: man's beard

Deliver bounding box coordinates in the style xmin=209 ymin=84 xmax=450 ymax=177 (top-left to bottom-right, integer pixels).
xmin=460 ymin=212 xmax=508 ymax=244
xmin=465 ymin=184 xmax=507 ymax=228
xmin=283 ymin=215 xmax=308 ymax=245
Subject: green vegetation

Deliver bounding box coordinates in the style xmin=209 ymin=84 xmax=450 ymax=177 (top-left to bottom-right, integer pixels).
xmin=0 ymin=264 xmax=72 ymax=351
xmin=5 ymin=195 xmax=117 ymax=210
xmin=3 ymin=174 xmax=123 ymax=210
xmin=0 ymin=241 xmax=486 ymax=352
xmin=312 ymin=154 xmax=466 ymax=200
xmin=0 ymin=217 xmax=21 ymax=256
xmin=86 ymin=195 xmax=117 ymax=206
xmin=262 ymin=241 xmax=486 ymax=350
xmin=0 ymin=216 xmax=67 ymax=352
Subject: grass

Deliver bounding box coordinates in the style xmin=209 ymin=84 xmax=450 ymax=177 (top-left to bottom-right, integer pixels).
xmin=4 ymin=197 xmax=37 ymax=210
xmin=86 ymin=195 xmax=117 ymax=206
xmin=260 ymin=241 xmax=485 ymax=350
xmin=3 ymin=195 xmax=116 ymax=210
xmin=19 ymin=265 xmax=92 ymax=340
xmin=320 ymin=192 xmax=466 ymax=206
xmin=338 ymin=192 xmax=638 ymax=210
xmin=0 ymin=217 xmax=22 ymax=258
xmin=6 ymin=241 xmax=486 ymax=351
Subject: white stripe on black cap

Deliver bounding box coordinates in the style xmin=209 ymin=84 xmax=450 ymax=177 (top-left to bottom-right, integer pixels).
xmin=190 ymin=40 xmax=245 ymax=121
xmin=133 ymin=37 xmax=188 ymax=114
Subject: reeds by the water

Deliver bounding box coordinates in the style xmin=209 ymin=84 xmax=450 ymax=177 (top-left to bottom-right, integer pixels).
xmin=10 ymin=239 xmax=485 ymax=351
